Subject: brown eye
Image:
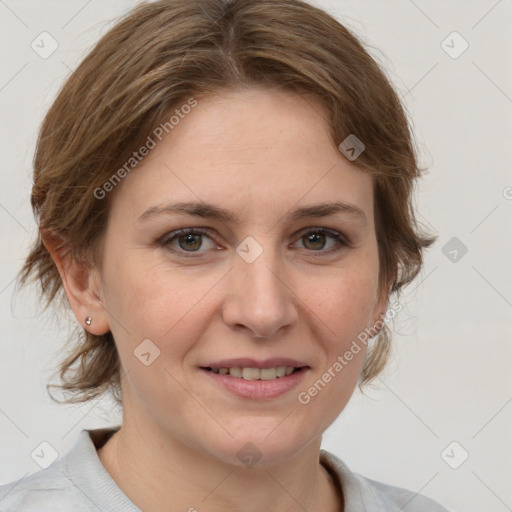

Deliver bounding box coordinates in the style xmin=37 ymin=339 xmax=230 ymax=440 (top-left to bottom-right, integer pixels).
xmin=177 ymin=233 xmax=203 ymax=251
xmin=294 ymin=228 xmax=348 ymax=253
xmin=302 ymin=232 xmax=327 ymax=250
xmin=159 ymin=228 xmax=219 ymax=255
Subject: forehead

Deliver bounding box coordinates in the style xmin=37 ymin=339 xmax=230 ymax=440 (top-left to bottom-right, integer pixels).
xmin=109 ymin=88 xmax=374 ymax=224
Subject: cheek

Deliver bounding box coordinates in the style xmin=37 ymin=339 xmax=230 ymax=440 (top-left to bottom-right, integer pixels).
xmin=103 ymin=262 xmax=172 ymax=336
xmin=294 ymin=273 xmax=375 ymax=428
xmin=101 ymin=252 xmax=226 ymax=359
xmin=305 ymin=264 xmax=379 ymax=338
xmin=297 ymin=262 xmax=378 ymax=386
xmin=100 ymin=257 xmax=212 ymax=415
xmin=319 ymin=278 xmax=372 ymax=375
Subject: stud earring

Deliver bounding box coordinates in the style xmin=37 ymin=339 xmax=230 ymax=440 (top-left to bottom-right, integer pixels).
xmin=85 ymin=316 xmax=92 ymax=326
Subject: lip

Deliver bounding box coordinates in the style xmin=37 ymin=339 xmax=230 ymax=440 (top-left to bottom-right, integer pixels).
xmin=199 ymin=359 xmax=310 ymax=400
xmin=202 ymin=358 xmax=309 ymax=369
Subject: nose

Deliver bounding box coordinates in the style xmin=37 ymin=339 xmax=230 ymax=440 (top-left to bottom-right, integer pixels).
xmin=221 ymin=250 xmax=299 ymax=339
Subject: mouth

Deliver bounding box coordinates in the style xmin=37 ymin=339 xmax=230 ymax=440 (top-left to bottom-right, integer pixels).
xmin=201 ymin=366 xmax=304 ymax=380
xmin=199 ymin=358 xmax=310 ymax=400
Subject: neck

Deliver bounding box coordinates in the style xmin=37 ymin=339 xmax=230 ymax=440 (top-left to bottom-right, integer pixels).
xmin=97 ymin=419 xmax=342 ymax=512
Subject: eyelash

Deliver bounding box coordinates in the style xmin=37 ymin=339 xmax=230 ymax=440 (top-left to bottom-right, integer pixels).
xmin=157 ymin=227 xmax=350 ymax=258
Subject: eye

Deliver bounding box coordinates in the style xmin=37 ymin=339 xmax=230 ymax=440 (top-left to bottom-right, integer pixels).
xmin=293 ymin=228 xmax=348 ymax=252
xmin=159 ymin=228 xmax=220 ymax=254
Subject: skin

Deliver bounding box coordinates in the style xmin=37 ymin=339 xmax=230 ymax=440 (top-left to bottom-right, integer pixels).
xmin=46 ymin=87 xmax=388 ymax=511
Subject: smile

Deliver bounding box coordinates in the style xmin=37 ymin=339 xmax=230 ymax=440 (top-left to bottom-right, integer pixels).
xmin=200 ymin=360 xmax=310 ymax=400
xmin=204 ymin=366 xmax=301 ymax=380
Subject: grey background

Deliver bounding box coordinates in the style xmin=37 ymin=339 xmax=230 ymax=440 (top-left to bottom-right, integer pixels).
xmin=1 ymin=1 xmax=511 ymax=511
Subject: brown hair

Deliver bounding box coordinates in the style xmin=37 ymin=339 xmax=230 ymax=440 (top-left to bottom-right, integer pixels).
xmin=19 ymin=0 xmax=434 ymax=405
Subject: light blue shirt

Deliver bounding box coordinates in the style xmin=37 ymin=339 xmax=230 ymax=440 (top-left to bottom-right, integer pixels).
xmin=0 ymin=428 xmax=449 ymax=511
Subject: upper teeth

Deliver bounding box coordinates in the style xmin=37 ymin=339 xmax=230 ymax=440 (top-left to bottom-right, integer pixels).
xmin=210 ymin=367 xmax=296 ymax=380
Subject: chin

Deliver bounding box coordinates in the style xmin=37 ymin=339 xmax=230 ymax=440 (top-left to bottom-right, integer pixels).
xmin=204 ymin=417 xmax=319 ymax=470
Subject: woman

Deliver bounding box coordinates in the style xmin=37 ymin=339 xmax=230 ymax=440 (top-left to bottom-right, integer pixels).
xmin=0 ymin=0 xmax=448 ymax=510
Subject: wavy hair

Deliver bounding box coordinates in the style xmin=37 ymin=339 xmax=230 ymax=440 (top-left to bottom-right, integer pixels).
xmin=19 ymin=0 xmax=435 ymax=404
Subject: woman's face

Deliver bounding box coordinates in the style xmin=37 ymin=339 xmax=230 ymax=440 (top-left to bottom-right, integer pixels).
xmin=94 ymin=87 xmax=386 ymax=466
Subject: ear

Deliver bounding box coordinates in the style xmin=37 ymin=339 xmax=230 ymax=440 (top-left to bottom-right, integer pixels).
xmin=42 ymin=231 xmax=110 ymax=336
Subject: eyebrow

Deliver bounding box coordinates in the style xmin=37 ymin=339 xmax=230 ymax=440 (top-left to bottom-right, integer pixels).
xmin=137 ymin=200 xmax=367 ymax=224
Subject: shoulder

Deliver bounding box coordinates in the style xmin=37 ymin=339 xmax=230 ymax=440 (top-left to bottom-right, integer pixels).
xmin=0 ymin=427 xmax=133 ymax=512
xmin=0 ymin=456 xmax=88 ymax=512
xmin=360 ymin=476 xmax=450 ymax=511
xmin=320 ymin=450 xmax=451 ymax=512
